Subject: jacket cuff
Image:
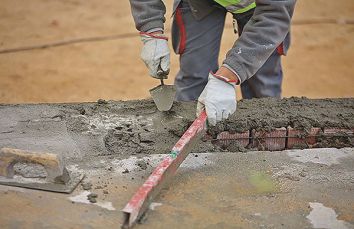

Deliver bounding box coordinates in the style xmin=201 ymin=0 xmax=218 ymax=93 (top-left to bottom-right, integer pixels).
xmin=222 ymin=60 xmax=246 ymax=84
xmin=140 ymin=21 xmax=164 ymax=32
xmin=221 ymin=64 xmax=242 ymax=85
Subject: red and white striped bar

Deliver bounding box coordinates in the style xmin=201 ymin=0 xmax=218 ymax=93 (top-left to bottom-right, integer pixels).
xmin=121 ymin=111 xmax=207 ymax=229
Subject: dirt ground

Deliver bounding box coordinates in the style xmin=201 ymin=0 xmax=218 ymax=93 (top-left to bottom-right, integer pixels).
xmin=0 ymin=0 xmax=354 ymax=104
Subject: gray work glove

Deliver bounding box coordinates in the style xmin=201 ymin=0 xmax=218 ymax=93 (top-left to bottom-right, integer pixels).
xmin=140 ymin=32 xmax=170 ymax=79
xmin=197 ymin=72 xmax=237 ymax=126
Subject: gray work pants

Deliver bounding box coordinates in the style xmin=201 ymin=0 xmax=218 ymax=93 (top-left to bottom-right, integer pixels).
xmin=172 ymin=1 xmax=289 ymax=101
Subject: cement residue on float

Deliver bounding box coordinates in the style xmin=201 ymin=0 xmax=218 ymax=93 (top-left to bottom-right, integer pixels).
xmin=13 ymin=162 xmax=47 ymax=178
xmin=2 ymin=98 xmax=353 ymax=162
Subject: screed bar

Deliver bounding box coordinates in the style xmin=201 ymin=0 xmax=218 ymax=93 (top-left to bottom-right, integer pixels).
xmin=122 ymin=111 xmax=207 ymax=228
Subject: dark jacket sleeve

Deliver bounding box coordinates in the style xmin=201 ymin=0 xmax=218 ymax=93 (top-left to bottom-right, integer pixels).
xmin=129 ymin=0 xmax=166 ymax=32
xmin=223 ymin=0 xmax=296 ymax=83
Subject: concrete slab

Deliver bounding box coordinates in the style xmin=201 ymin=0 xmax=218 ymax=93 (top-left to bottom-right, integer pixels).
xmin=0 ymin=148 xmax=353 ymax=229
xmin=1 ymin=99 xmax=353 ymax=165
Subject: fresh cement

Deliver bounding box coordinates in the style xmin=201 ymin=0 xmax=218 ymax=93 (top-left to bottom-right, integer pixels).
xmin=0 ymin=97 xmax=353 ymax=163
xmin=210 ymin=97 xmax=354 ymax=133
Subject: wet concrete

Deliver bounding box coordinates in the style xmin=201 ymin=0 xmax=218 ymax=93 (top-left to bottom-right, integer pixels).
xmin=1 ymin=98 xmax=353 ymax=164
xmin=212 ymin=97 xmax=354 ymax=133
xmin=0 ymin=98 xmax=353 ymax=228
xmin=0 ymin=148 xmax=353 ymax=229
xmin=0 ymin=100 xmax=213 ymax=162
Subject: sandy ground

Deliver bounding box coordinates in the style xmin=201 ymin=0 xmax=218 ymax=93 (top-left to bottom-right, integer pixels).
xmin=0 ymin=0 xmax=354 ymax=104
xmin=1 ymin=2 xmax=354 ymax=228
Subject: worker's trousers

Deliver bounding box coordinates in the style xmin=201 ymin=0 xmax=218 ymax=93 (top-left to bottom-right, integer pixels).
xmin=172 ymin=0 xmax=290 ymax=101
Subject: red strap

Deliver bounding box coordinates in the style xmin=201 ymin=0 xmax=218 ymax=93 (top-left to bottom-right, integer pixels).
xmin=277 ymin=42 xmax=284 ymax=55
xmin=175 ymin=7 xmax=186 ymax=54
xmin=210 ymin=72 xmax=237 ymax=84
xmin=139 ymin=31 xmax=168 ymax=41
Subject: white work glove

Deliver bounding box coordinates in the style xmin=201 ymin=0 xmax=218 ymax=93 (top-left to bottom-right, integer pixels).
xmin=197 ymin=72 xmax=237 ymax=126
xmin=140 ymin=32 xmax=170 ymax=79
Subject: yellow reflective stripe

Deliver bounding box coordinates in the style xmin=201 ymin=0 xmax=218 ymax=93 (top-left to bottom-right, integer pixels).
xmin=214 ymin=0 xmax=256 ymax=14
xmin=234 ymin=2 xmax=256 ymax=14
xmin=214 ymin=0 xmax=241 ymax=7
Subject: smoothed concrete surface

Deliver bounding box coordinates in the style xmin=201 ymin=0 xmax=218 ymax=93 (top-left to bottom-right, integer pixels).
xmin=0 ymin=148 xmax=353 ymax=229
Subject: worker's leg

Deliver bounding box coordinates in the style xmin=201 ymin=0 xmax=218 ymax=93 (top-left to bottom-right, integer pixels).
xmin=172 ymin=1 xmax=226 ymax=101
xmin=241 ymin=50 xmax=284 ymax=99
xmin=234 ymin=10 xmax=290 ymax=99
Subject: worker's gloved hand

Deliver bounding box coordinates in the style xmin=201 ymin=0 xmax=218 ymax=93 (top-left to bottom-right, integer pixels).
xmin=197 ymin=72 xmax=237 ymax=126
xmin=140 ymin=32 xmax=170 ymax=79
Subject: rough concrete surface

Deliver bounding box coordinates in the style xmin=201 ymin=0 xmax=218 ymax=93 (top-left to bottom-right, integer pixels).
xmin=0 ymin=148 xmax=353 ymax=228
xmin=0 ymin=98 xmax=353 ymax=228
xmin=0 ymin=98 xmax=353 ymax=162
xmin=211 ymin=97 xmax=354 ymax=133
xmin=0 ymin=99 xmax=206 ymax=162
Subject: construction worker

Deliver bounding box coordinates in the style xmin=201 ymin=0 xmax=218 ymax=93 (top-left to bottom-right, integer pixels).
xmin=129 ymin=0 xmax=296 ymax=125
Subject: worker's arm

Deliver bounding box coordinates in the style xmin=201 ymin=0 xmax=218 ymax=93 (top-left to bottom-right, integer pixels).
xmin=222 ymin=0 xmax=296 ymax=83
xmin=129 ymin=0 xmax=170 ymax=78
xmin=129 ymin=0 xmax=166 ymax=32
xmin=198 ymin=0 xmax=296 ymax=125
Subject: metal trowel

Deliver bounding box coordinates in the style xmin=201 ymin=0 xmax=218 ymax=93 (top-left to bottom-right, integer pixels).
xmin=149 ymin=68 xmax=176 ymax=111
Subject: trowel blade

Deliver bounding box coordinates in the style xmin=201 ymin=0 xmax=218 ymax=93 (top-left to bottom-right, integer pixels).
xmin=149 ymin=84 xmax=176 ymax=111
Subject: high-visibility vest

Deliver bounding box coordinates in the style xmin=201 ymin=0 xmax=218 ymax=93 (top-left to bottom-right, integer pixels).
xmin=214 ymin=0 xmax=256 ymax=14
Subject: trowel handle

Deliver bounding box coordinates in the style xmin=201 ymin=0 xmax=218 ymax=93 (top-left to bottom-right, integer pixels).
xmin=157 ymin=64 xmax=168 ymax=81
